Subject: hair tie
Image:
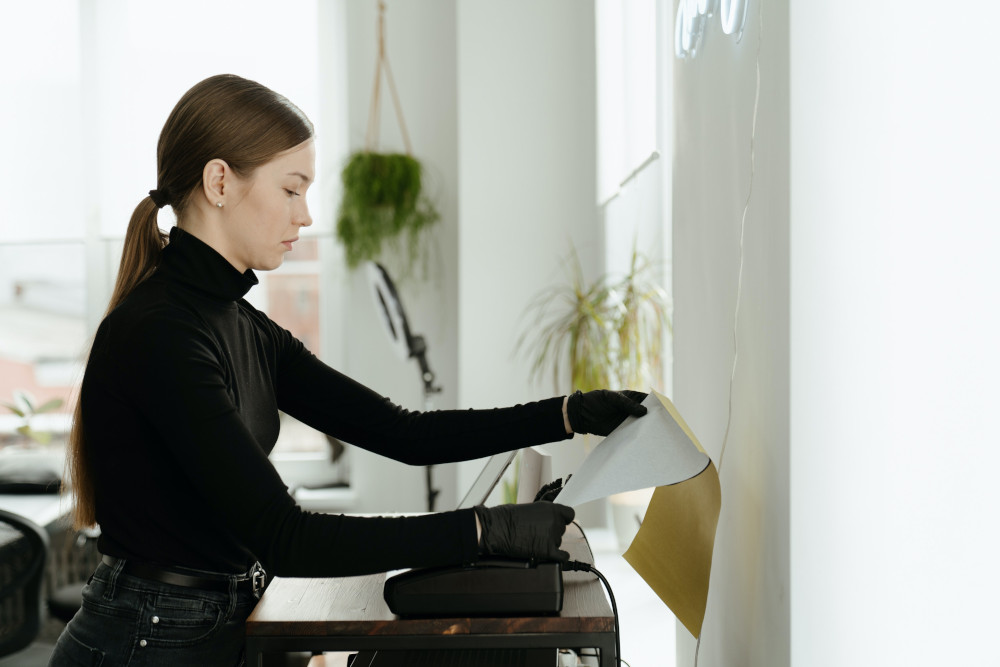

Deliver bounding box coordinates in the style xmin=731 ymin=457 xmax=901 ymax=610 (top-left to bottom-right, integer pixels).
xmin=148 ymin=188 xmax=170 ymax=209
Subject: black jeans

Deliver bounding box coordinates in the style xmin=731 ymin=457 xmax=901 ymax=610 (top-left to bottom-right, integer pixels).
xmin=49 ymin=558 xmax=259 ymax=666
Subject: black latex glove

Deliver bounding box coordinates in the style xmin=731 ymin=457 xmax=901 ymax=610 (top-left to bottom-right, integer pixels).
xmin=566 ymin=389 xmax=648 ymax=436
xmin=474 ymin=502 xmax=575 ymax=562
xmin=534 ymin=475 xmax=572 ymax=502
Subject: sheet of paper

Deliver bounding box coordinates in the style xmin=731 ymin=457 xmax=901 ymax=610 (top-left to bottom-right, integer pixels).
xmin=554 ymin=389 xmax=722 ymax=638
xmin=515 ymin=446 xmax=552 ymax=504
xmin=555 ymin=389 xmax=710 ymax=507
xmin=623 ymin=461 xmax=721 ymax=638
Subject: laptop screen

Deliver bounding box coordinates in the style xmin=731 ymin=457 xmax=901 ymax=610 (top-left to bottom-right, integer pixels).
xmin=455 ymin=451 xmax=517 ymax=510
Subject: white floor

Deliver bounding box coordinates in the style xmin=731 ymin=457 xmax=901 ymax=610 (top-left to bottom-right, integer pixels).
xmin=587 ymin=527 xmax=677 ymax=667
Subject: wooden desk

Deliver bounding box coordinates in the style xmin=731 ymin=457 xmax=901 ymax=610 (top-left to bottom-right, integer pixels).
xmin=246 ymin=524 xmax=616 ymax=666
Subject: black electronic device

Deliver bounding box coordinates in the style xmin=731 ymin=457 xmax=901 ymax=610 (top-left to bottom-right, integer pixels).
xmin=384 ymin=557 xmax=563 ymax=617
xmin=384 ymin=442 xmax=565 ymax=617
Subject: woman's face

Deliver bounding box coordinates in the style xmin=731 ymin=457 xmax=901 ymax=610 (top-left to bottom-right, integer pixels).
xmin=224 ymin=139 xmax=315 ymax=272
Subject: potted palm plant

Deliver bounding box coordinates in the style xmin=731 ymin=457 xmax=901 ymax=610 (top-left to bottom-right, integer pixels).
xmin=2 ymin=390 xmax=64 ymax=447
xmin=518 ymin=247 xmax=671 ymax=393
xmin=1 ymin=390 xmax=66 ymax=493
xmin=517 ymin=247 xmax=670 ymax=546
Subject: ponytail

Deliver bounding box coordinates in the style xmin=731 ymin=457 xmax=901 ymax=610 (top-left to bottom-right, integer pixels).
xmin=107 ymin=197 xmax=169 ymax=316
xmin=68 ymin=399 xmax=93 ymax=528
xmin=69 ymin=196 xmax=168 ymax=528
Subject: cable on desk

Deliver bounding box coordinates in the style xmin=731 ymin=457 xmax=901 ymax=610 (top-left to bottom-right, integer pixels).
xmin=562 ymin=560 xmax=626 ymax=667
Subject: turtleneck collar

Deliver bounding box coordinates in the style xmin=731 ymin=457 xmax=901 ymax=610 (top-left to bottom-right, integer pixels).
xmin=157 ymin=226 xmax=259 ymax=302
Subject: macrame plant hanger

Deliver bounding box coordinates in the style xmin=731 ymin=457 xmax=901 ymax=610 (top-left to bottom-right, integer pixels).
xmin=365 ymin=1 xmax=413 ymax=156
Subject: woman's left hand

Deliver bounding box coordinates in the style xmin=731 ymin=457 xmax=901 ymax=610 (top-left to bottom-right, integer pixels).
xmin=564 ymin=389 xmax=648 ymax=436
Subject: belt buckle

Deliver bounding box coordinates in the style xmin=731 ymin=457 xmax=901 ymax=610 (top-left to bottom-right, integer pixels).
xmin=251 ymin=563 xmax=267 ymax=599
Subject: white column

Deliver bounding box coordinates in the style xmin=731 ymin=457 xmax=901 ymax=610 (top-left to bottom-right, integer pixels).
xmin=455 ymin=0 xmax=600 ymax=513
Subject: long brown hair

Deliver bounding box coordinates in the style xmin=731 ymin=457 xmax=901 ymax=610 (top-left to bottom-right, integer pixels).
xmin=69 ymin=74 xmax=314 ymax=528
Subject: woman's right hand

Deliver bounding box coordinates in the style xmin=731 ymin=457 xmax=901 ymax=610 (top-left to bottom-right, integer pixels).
xmin=565 ymin=389 xmax=648 ymax=435
xmin=474 ymin=502 xmax=575 ymax=562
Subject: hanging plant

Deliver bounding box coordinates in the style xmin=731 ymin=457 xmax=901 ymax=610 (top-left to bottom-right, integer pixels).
xmin=336 ymin=151 xmax=439 ymax=270
xmin=335 ymin=1 xmax=439 ymax=275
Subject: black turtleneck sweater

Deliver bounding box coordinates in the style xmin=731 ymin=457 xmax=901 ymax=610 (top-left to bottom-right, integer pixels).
xmin=81 ymin=227 xmax=571 ymax=577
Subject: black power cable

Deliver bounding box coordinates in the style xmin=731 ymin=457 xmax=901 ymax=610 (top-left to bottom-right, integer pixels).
xmin=562 ymin=560 xmax=625 ymax=667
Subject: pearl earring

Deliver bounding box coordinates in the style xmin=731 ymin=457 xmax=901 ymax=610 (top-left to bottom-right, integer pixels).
xmin=216 ymin=202 xmax=223 ymax=208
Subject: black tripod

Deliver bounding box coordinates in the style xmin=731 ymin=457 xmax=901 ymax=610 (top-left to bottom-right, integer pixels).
xmin=369 ymin=262 xmax=442 ymax=512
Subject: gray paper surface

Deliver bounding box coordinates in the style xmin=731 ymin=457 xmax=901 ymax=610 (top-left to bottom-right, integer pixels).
xmin=555 ymin=391 xmax=710 ymax=507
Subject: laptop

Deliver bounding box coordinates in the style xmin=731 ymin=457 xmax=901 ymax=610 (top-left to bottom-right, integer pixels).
xmin=456 ymin=451 xmax=518 ymax=510
xmin=383 ymin=450 xmax=565 ymax=618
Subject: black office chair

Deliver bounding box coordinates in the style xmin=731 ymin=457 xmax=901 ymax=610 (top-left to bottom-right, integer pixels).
xmin=0 ymin=509 xmax=54 ymax=665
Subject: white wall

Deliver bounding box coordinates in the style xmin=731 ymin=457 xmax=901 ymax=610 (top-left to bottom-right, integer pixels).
xmin=456 ymin=0 xmax=602 ymax=521
xmin=336 ymin=1 xmax=602 ymax=517
xmin=672 ymin=1 xmax=790 ymax=664
xmin=340 ymin=0 xmax=462 ymax=513
xmin=673 ymin=0 xmax=1000 ymax=664
xmin=790 ymin=3 xmax=1000 ymax=665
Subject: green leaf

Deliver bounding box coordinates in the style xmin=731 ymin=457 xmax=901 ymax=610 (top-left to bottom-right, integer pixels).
xmin=36 ymin=398 xmax=64 ymax=414
xmin=336 ymin=151 xmax=439 ymax=277
xmin=2 ymin=402 xmax=25 ymax=418
xmin=16 ymin=426 xmax=52 ymax=445
xmin=516 ymin=243 xmax=672 ymax=394
xmin=14 ymin=390 xmax=35 ymax=413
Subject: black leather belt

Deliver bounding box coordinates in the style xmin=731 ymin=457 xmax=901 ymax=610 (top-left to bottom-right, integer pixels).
xmin=102 ymin=555 xmax=268 ymax=598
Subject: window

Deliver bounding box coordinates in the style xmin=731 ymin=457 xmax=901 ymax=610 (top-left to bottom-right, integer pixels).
xmin=596 ymin=0 xmax=658 ymax=205
xmin=0 ymin=244 xmax=85 ymax=443
xmin=0 ymin=1 xmax=347 ymax=486
xmin=594 ymin=0 xmax=671 ymax=395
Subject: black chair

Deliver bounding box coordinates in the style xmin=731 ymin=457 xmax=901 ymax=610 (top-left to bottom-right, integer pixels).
xmin=46 ymin=524 xmax=101 ymax=625
xmin=0 ymin=509 xmax=54 ymax=665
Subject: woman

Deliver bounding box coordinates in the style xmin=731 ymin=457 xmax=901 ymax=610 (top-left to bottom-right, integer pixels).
xmin=51 ymin=74 xmax=646 ymax=666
